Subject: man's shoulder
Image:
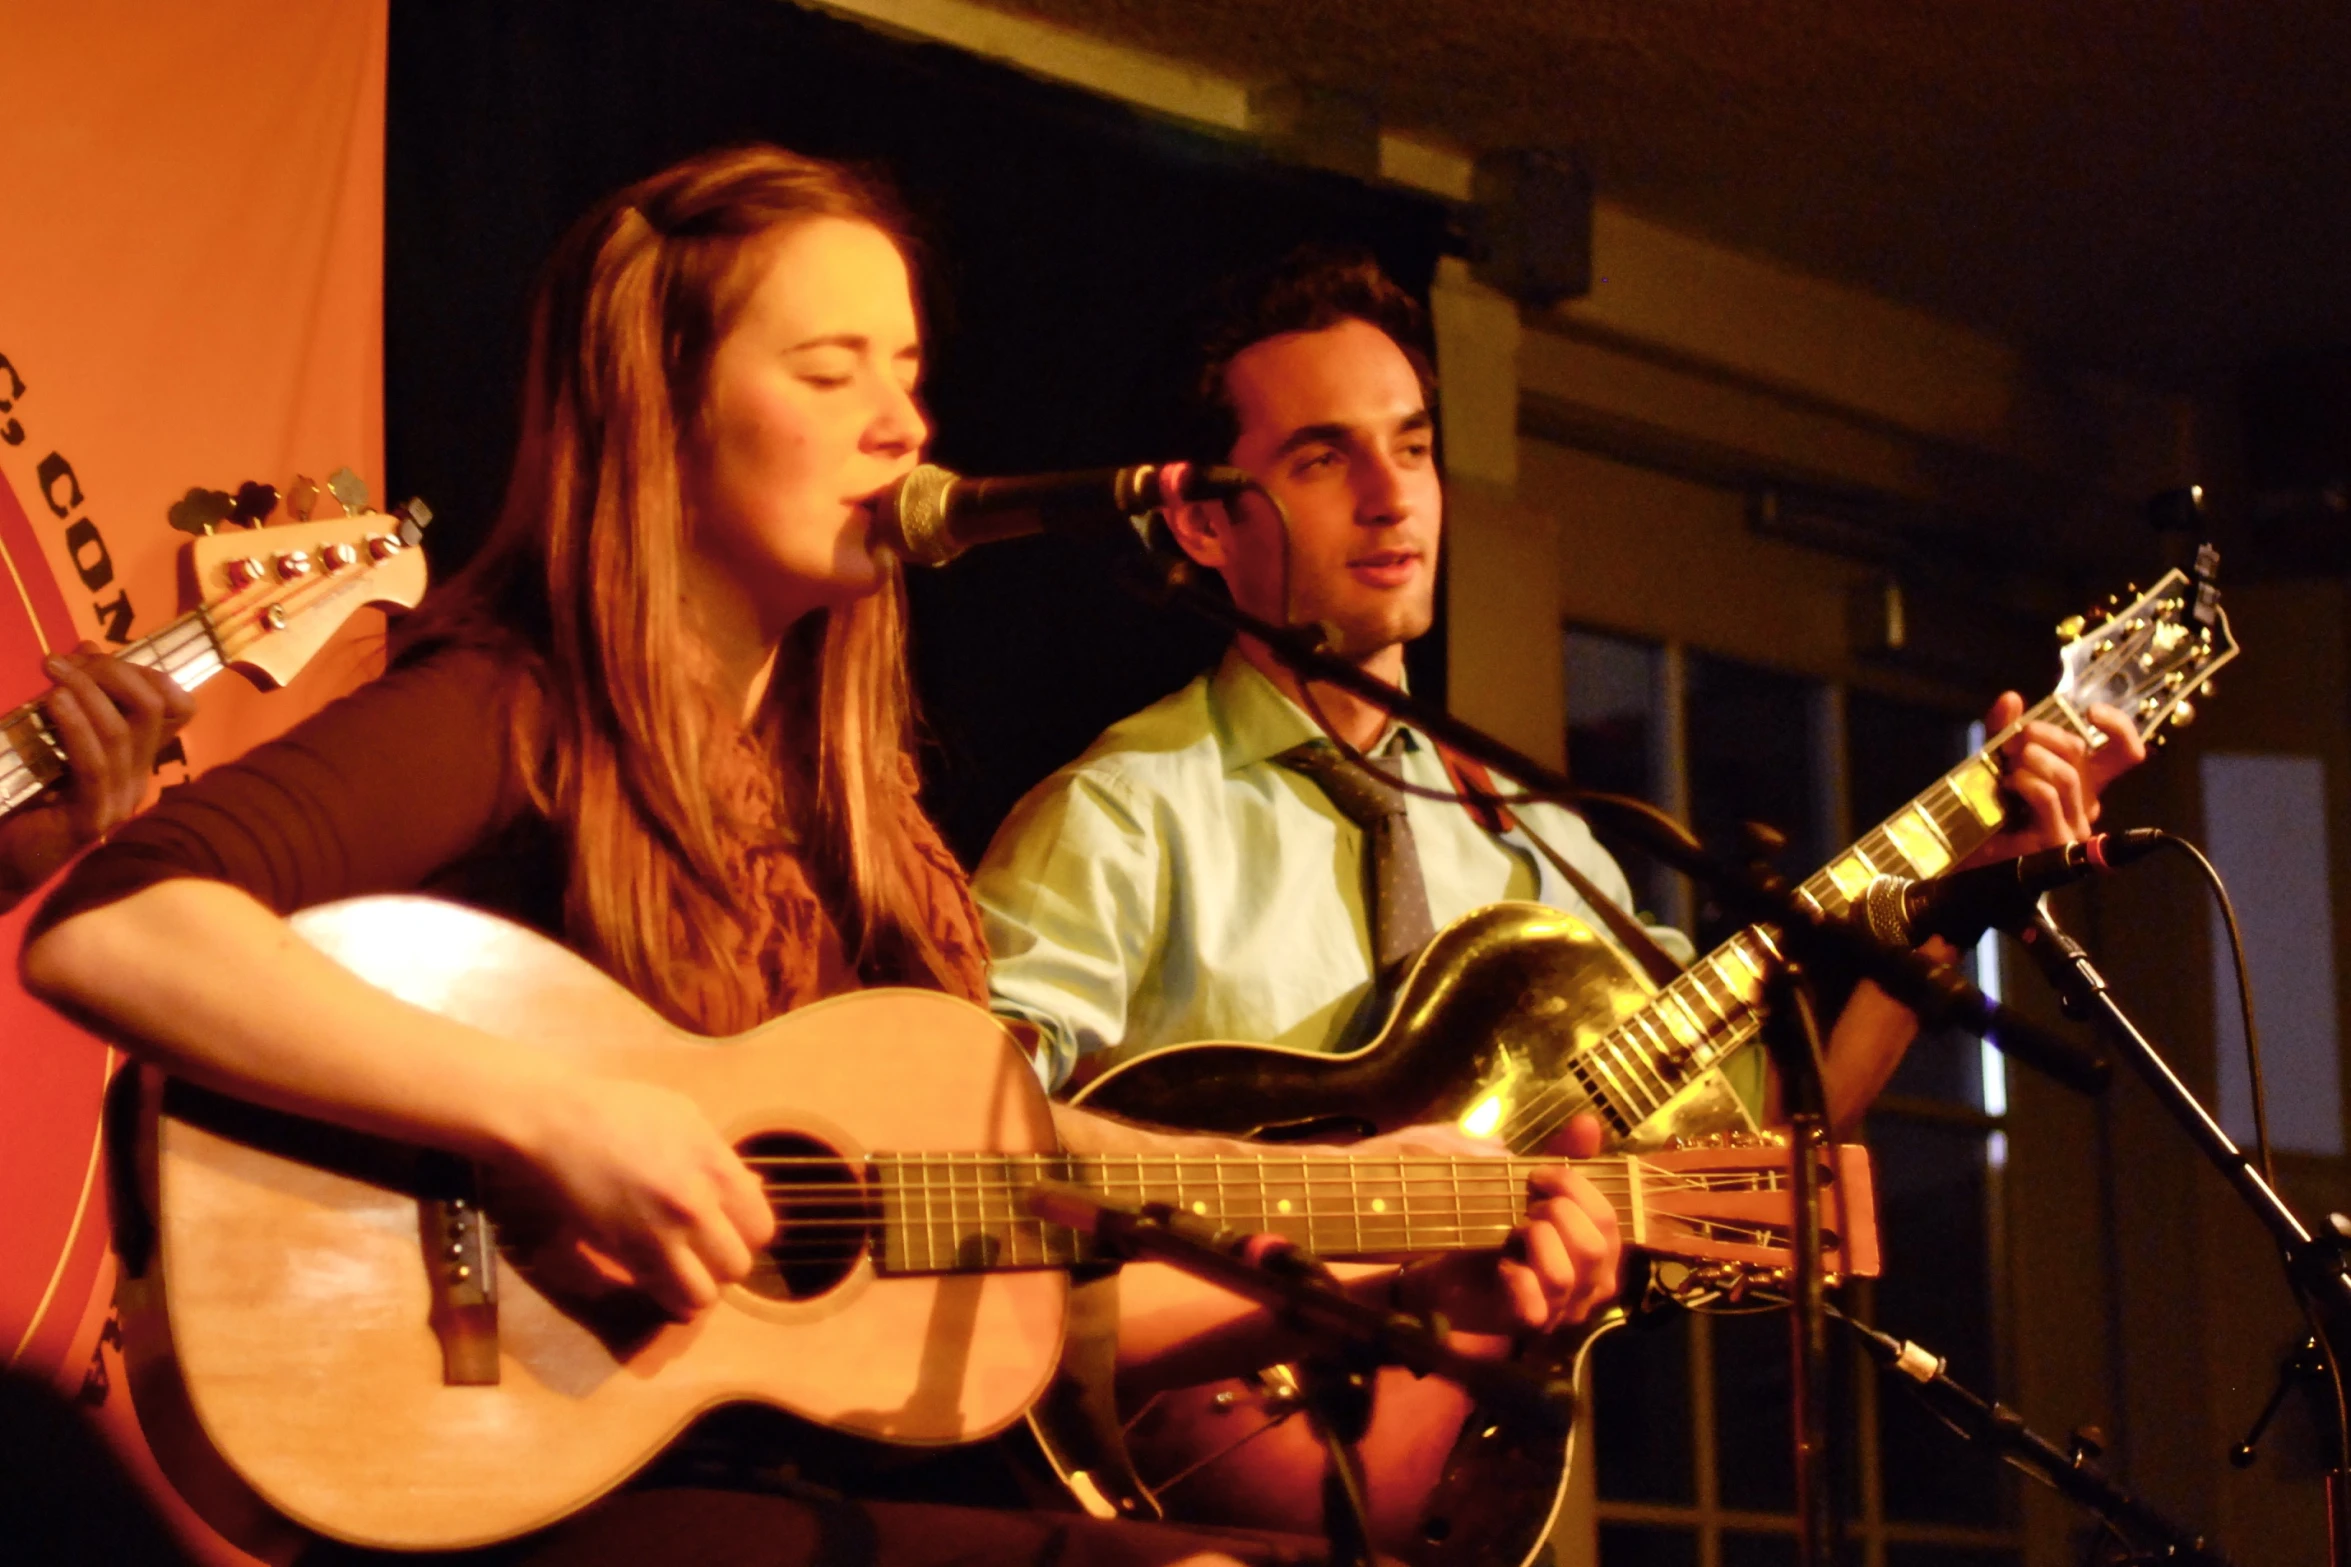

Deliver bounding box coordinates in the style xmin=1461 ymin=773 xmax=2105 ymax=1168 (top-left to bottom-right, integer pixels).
xmin=980 ymin=673 xmax=1224 ymax=868
xmin=1055 ymin=672 xmax=1227 ymax=797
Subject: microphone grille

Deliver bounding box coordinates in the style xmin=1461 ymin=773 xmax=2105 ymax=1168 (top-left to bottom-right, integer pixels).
xmin=879 ymin=465 xmax=961 ymax=566
xmin=1856 ymin=875 xmax=1917 ymax=948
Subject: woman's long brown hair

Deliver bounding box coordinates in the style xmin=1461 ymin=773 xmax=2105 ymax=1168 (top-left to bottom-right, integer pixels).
xmin=399 ymin=145 xmax=958 ymax=1032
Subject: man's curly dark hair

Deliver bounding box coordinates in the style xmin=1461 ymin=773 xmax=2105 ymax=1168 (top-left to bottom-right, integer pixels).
xmin=1183 ymin=247 xmax=1437 ymax=467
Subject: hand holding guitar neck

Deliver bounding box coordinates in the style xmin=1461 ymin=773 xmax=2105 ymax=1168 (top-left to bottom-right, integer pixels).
xmin=0 ymin=642 xmax=194 ymax=909
xmin=0 ymin=472 xmax=432 ymax=910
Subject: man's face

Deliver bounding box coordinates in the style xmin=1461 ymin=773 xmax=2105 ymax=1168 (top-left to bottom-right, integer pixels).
xmin=1205 ymin=318 xmax=1441 ymax=658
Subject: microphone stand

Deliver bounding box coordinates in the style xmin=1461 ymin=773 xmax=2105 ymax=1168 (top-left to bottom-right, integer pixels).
xmin=1837 ymin=1308 xmax=2240 ymax=1565
xmin=1763 ymin=956 xmax=1839 ymax=1564
xmin=1103 ymin=536 xmax=2105 ymax=1567
xmin=2010 ymin=895 xmax=2351 ymax=1565
xmin=1027 ymin=1182 xmax=1576 ymax=1567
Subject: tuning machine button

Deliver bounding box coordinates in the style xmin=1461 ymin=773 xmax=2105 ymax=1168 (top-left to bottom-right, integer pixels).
xmin=2171 ymin=700 xmax=2196 ymax=728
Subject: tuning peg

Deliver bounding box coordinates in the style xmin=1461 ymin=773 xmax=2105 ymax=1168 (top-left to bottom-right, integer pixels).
xmin=326 ymin=467 xmax=370 ymax=514
xmin=285 ymin=475 xmax=319 ymax=522
xmin=167 ymin=487 xmax=235 ymax=537
xmin=2198 ymin=679 xmax=2217 ymax=701
xmin=230 ymin=481 xmax=279 ymax=528
xmin=393 ymin=496 xmax=434 ymax=547
xmin=2056 ymin=614 xmax=2086 ymax=640
xmin=2171 ymin=700 xmax=2196 ymax=728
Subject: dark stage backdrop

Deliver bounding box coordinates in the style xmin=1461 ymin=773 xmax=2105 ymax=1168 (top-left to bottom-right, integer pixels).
xmin=386 ymin=0 xmax=1449 ymax=861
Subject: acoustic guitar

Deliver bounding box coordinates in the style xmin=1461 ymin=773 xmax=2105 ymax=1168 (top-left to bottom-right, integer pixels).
xmin=114 ymin=896 xmax=1877 ymax=1554
xmin=1047 ymin=557 xmax=2238 ymax=1567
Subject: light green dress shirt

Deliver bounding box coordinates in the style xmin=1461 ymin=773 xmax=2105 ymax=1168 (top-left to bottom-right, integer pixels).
xmin=976 ymin=648 xmax=1710 ymax=1096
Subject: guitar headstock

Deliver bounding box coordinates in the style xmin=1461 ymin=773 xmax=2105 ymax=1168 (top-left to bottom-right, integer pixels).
xmin=2052 ymin=543 xmax=2238 ymax=748
xmin=182 ymin=485 xmax=432 ymax=691
xmin=1629 ymin=1136 xmax=1880 ymax=1280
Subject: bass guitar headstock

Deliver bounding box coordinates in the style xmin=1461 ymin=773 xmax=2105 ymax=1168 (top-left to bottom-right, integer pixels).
xmin=2052 ymin=542 xmax=2237 ymax=749
xmin=178 ymin=472 xmax=432 ymax=690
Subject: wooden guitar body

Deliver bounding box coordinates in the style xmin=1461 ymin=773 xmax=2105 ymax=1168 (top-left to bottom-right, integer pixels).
xmin=119 ymin=897 xmax=1065 ymax=1554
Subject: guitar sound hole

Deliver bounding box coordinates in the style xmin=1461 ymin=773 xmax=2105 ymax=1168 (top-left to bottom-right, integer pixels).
xmin=738 ymin=1132 xmax=871 ymax=1301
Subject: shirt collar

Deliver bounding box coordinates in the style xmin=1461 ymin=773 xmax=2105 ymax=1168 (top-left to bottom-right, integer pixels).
xmin=1207 ymin=645 xmax=1424 ymax=775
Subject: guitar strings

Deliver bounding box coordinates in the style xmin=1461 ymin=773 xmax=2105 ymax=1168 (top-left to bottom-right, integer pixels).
xmin=1487 ymin=694 xmax=2082 ymax=1151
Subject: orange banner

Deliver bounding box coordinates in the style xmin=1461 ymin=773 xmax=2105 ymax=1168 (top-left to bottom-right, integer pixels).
xmin=1 ymin=3 xmax=388 ymax=1558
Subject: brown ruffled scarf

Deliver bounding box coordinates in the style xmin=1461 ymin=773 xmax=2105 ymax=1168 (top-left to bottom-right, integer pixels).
xmin=665 ymin=721 xmax=988 ymax=1035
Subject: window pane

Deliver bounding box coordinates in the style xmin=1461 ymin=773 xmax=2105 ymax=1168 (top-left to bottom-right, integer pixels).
xmin=1711 ymin=1308 xmax=1795 ymax=1512
xmin=1862 ymin=1120 xmax=2007 ymax=1525
xmin=1711 ymin=1299 xmax=1863 ymax=1518
xmin=1597 ymin=1524 xmax=1701 ymax=1567
xmin=1847 ymin=691 xmax=1989 ymax=1109
xmin=1718 ymin=1530 xmax=1801 ymax=1567
xmin=1686 ymin=654 xmax=1827 ymax=951
xmin=2202 ymin=753 xmax=2345 ymax=1155
xmin=1564 ymin=627 xmax=1673 ymax=924
xmin=1591 ymin=1313 xmax=1695 ymax=1503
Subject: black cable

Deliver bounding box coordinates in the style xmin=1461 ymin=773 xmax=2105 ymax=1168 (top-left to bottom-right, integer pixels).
xmin=2146 ymin=830 xmax=2351 ymax=1488
xmin=1236 ymin=474 xmax=1587 ymax=814
xmin=2147 ymin=831 xmax=2272 ymax=1187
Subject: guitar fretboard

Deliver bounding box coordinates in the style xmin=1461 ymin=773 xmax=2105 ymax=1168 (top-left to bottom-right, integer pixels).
xmin=0 ymin=610 xmax=223 ymax=814
xmin=1497 ymin=695 xmax=2088 ymax=1150
xmin=855 ymin=1151 xmax=1713 ymax=1275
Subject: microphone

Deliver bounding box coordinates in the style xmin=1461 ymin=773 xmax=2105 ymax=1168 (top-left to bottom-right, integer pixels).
xmin=1856 ymin=828 xmax=2166 ymax=947
xmin=873 ymin=461 xmax=1254 ymax=567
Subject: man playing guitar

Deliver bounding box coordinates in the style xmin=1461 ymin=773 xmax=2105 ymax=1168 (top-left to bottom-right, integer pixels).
xmin=975 ymin=250 xmax=2147 ymax=1132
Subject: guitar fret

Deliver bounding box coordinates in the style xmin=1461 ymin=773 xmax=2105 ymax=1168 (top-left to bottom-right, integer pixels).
xmin=1945 ymin=761 xmax=2007 ymax=832
xmin=1880 ymin=805 xmax=1951 ymax=877
xmin=1710 ymin=948 xmax=1764 ymax=1013
xmin=1579 ymin=1041 xmax=1642 ymax=1121
xmin=1448 ymin=1157 xmax=1462 ymax=1254
xmin=1627 ymin=1012 xmax=1681 ymax=1075
xmin=1605 ymin=1032 xmax=1671 ymax=1112
xmin=1395 ymin=1154 xmax=1412 ymax=1252
xmin=1349 ymin=1159 xmax=1363 ymax=1253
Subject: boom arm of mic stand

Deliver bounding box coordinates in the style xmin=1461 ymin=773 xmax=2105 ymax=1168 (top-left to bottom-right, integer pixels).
xmin=1026 ymin=1181 xmax=1577 ymax=1438
xmin=2011 ymin=901 xmax=2351 ymax=1318
xmin=1838 ymin=1310 xmax=2241 ymax=1566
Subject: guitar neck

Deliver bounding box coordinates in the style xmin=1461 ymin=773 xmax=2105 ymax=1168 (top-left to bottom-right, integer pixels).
xmin=864 ymin=1151 xmax=1641 ymax=1273
xmin=0 ymin=608 xmax=224 ymax=816
xmin=1519 ymin=695 xmax=2082 ymax=1147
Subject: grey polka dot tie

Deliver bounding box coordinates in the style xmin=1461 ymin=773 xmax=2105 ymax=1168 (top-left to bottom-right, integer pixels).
xmin=1277 ymin=741 xmax=1438 ymax=986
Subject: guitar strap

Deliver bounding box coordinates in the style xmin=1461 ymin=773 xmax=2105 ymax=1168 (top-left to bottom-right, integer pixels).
xmin=1436 ymin=745 xmax=1686 ymax=990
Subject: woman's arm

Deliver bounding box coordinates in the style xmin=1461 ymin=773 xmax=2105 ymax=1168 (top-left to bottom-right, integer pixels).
xmin=24 ymin=877 xmax=774 ymax=1319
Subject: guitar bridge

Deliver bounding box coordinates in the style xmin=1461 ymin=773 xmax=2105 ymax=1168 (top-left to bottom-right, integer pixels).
xmin=423 ymin=1194 xmax=500 ymax=1385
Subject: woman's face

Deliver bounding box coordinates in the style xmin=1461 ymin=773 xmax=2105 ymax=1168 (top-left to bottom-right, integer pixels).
xmin=687 ymin=217 xmax=927 ymax=628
